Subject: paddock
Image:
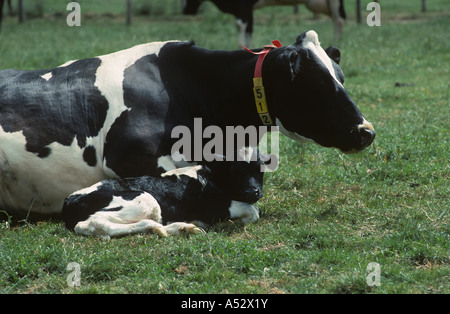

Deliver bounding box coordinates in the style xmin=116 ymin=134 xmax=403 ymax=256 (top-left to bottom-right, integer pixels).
xmin=0 ymin=0 xmax=448 ymax=295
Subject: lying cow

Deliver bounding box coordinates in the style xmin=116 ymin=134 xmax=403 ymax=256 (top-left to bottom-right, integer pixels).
xmin=62 ymin=148 xmax=268 ymax=238
xmin=183 ymin=0 xmax=346 ymax=46
xmin=0 ymin=30 xmax=375 ymax=220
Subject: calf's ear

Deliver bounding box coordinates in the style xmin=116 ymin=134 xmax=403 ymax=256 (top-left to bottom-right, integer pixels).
xmin=325 ymin=46 xmax=341 ymax=64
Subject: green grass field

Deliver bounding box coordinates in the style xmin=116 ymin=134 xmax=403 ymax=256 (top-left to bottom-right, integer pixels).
xmin=0 ymin=0 xmax=449 ymax=294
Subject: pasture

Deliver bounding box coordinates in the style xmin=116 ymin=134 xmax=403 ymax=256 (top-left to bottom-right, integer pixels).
xmin=0 ymin=0 xmax=449 ymax=294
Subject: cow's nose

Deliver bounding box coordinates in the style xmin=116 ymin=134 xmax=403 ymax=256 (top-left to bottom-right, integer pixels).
xmin=359 ymin=127 xmax=376 ymax=147
xmin=245 ymin=188 xmax=263 ymax=202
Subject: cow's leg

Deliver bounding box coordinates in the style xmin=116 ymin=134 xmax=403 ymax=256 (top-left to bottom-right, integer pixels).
xmin=75 ymin=218 xmax=168 ymax=239
xmin=235 ymin=18 xmax=250 ymax=47
xmin=305 ymin=0 xmax=344 ymax=42
xmin=327 ymin=0 xmax=344 ymax=42
xmin=73 ymin=192 xmax=167 ymax=238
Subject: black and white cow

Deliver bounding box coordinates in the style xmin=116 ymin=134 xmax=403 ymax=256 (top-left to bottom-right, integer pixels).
xmin=0 ymin=30 xmax=375 ymax=220
xmin=62 ymin=148 xmax=267 ymax=238
xmin=183 ymin=0 xmax=346 ymax=46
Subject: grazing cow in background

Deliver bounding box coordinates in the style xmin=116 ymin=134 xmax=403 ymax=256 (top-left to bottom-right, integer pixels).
xmin=62 ymin=148 xmax=268 ymax=238
xmin=0 ymin=30 xmax=375 ymax=221
xmin=182 ymin=0 xmax=346 ymax=46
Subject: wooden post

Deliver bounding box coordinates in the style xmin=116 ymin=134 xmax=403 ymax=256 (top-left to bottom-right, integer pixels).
xmin=18 ymin=0 xmax=24 ymax=23
xmin=126 ymin=0 xmax=132 ymax=26
xmin=422 ymin=0 xmax=427 ymax=12
xmin=356 ymin=0 xmax=362 ymax=24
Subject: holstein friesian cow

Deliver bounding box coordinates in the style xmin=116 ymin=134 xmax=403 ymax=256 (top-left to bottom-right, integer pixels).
xmin=62 ymin=148 xmax=267 ymax=238
xmin=0 ymin=30 xmax=375 ymax=221
xmin=183 ymin=0 xmax=346 ymax=46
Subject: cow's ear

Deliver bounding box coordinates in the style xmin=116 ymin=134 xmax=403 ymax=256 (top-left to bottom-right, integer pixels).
xmin=325 ymin=46 xmax=341 ymax=64
xmin=287 ymin=50 xmax=300 ymax=80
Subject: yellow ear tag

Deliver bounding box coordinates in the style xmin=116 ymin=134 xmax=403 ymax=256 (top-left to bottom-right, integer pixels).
xmin=253 ymin=77 xmax=272 ymax=125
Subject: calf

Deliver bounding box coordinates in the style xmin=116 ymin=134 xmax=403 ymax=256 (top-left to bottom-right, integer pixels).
xmin=62 ymin=148 xmax=268 ymax=238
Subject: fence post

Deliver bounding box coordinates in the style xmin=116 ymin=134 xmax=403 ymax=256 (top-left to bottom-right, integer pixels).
xmin=18 ymin=0 xmax=24 ymax=23
xmin=126 ymin=0 xmax=132 ymax=25
xmin=356 ymin=0 xmax=362 ymax=24
xmin=422 ymin=0 xmax=427 ymax=12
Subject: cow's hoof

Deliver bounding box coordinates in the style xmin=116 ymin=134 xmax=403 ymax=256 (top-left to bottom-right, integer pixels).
xmin=149 ymin=225 xmax=168 ymax=238
xmin=164 ymin=222 xmax=203 ymax=236
xmin=180 ymin=225 xmax=203 ymax=235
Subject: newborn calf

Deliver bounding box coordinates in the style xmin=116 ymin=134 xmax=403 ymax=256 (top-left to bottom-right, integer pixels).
xmin=62 ymin=148 xmax=269 ymax=238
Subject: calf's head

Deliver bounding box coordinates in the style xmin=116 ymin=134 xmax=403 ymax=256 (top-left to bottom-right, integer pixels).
xmin=203 ymin=147 xmax=269 ymax=204
xmin=265 ymin=30 xmax=375 ymax=153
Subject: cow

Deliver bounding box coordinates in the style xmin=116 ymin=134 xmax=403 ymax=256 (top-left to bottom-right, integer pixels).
xmin=0 ymin=30 xmax=375 ymax=221
xmin=62 ymin=147 xmax=268 ymax=238
xmin=182 ymin=0 xmax=346 ymax=46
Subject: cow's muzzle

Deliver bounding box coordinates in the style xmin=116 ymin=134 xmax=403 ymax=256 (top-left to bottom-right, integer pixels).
xmin=344 ymin=120 xmax=376 ymax=153
xmin=359 ymin=126 xmax=376 ymax=148
xmin=358 ymin=120 xmax=376 ymax=148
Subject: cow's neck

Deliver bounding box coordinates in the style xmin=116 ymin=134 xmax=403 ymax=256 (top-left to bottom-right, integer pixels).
xmin=162 ymin=44 xmax=269 ymax=129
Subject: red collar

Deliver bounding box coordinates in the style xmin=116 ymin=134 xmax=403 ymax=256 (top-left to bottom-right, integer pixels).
xmin=244 ymin=40 xmax=282 ymax=78
xmin=244 ymin=40 xmax=282 ymax=125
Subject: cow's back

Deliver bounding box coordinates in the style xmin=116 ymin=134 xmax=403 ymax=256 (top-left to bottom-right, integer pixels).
xmin=0 ymin=60 xmax=109 ymax=217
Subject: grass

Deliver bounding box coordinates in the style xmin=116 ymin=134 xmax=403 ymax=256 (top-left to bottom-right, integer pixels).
xmin=0 ymin=0 xmax=449 ymax=294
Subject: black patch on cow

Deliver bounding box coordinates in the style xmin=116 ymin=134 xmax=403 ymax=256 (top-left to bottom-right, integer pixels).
xmin=103 ymin=53 xmax=173 ymax=177
xmin=0 ymin=58 xmax=109 ymax=158
xmin=28 ymin=143 xmax=51 ymax=158
xmin=83 ymin=145 xmax=97 ymax=167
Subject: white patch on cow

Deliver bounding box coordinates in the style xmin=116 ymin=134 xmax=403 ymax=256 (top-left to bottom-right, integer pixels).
xmin=238 ymin=146 xmax=256 ymax=163
xmin=74 ymin=192 xmax=166 ymax=238
xmin=301 ymin=30 xmax=344 ymax=88
xmin=359 ymin=118 xmax=374 ymax=131
xmin=157 ymin=155 xmax=177 ymax=172
xmin=228 ymin=200 xmax=260 ymax=224
xmin=157 ymin=153 xmax=195 ymax=172
xmin=275 ymin=118 xmax=317 ymax=144
xmin=161 ymin=165 xmax=202 ymax=180
xmin=0 ymin=126 xmax=107 ymax=215
xmin=59 ymin=60 xmax=77 ymax=67
xmin=70 ymin=181 xmax=103 ymax=196
xmin=40 ymin=72 xmax=53 ymax=81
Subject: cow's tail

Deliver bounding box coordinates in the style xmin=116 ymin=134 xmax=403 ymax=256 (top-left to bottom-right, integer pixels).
xmin=339 ymin=0 xmax=346 ymax=20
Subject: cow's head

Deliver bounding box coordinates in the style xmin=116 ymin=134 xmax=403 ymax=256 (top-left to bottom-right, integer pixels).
xmin=266 ymin=30 xmax=375 ymax=153
xmin=182 ymin=0 xmax=203 ymax=15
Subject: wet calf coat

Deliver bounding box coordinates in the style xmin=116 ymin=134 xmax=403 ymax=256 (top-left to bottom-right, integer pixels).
xmin=62 ymin=153 xmax=266 ymax=237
